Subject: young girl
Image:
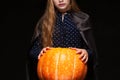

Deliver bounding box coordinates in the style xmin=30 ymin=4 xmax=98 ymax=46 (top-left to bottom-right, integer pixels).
xmin=28 ymin=0 xmax=98 ymax=80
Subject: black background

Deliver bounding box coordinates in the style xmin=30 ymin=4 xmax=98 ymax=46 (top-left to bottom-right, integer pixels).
xmin=1 ymin=0 xmax=120 ymax=80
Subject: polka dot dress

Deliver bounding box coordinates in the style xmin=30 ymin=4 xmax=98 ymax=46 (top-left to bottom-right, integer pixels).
xmin=52 ymin=12 xmax=84 ymax=48
xmin=29 ymin=12 xmax=90 ymax=60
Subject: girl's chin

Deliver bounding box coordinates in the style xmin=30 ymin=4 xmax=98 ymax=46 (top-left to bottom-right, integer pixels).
xmin=58 ymin=5 xmax=71 ymax=13
xmin=58 ymin=8 xmax=68 ymax=13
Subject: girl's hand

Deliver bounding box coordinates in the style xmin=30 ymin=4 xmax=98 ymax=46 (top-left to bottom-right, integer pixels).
xmin=69 ymin=47 xmax=88 ymax=64
xmin=38 ymin=47 xmax=51 ymax=59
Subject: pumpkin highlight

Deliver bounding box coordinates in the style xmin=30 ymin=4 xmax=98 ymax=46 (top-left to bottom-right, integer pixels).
xmin=37 ymin=48 xmax=87 ymax=80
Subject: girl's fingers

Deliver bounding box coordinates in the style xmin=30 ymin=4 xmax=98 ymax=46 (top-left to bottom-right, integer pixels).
xmin=81 ymin=53 xmax=86 ymax=62
xmin=80 ymin=53 xmax=88 ymax=64
xmin=38 ymin=52 xmax=42 ymax=59
xmin=46 ymin=47 xmax=51 ymax=50
xmin=38 ymin=47 xmax=51 ymax=59
xmin=76 ymin=50 xmax=82 ymax=54
xmin=84 ymin=56 xmax=88 ymax=64
xmin=79 ymin=51 xmax=84 ymax=58
xmin=77 ymin=49 xmax=88 ymax=64
xmin=42 ymin=47 xmax=51 ymax=53
xmin=69 ymin=47 xmax=77 ymax=50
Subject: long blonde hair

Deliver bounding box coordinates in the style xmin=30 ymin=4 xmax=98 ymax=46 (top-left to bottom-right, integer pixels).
xmin=33 ymin=0 xmax=80 ymax=47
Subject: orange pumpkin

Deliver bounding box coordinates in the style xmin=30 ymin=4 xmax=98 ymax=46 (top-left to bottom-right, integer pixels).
xmin=37 ymin=48 xmax=87 ymax=80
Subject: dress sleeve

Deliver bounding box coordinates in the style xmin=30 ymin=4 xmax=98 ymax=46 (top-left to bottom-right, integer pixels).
xmin=27 ymin=37 xmax=43 ymax=80
xmin=29 ymin=37 xmax=43 ymax=60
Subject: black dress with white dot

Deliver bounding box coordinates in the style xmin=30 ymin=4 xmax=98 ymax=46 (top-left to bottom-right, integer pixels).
xmin=29 ymin=12 xmax=92 ymax=60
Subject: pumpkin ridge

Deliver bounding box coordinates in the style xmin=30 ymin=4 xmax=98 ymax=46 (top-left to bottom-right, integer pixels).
xmin=42 ymin=53 xmax=47 ymax=80
xmin=55 ymin=49 xmax=60 ymax=80
xmin=72 ymin=51 xmax=76 ymax=80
